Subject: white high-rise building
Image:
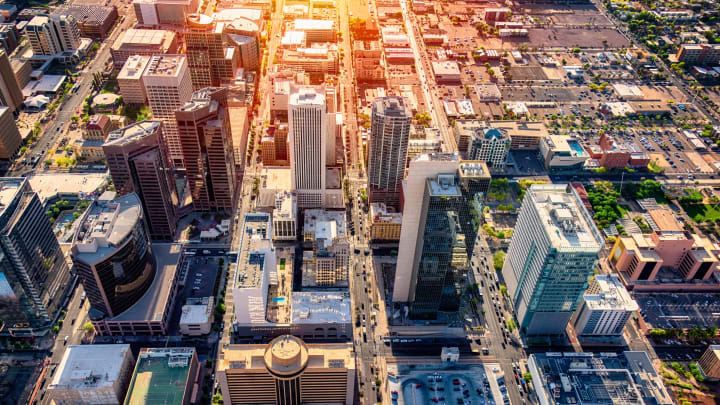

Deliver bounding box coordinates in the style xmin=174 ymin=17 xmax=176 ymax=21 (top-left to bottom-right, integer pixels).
xmin=392 ymin=153 xmax=459 ymax=303
xmin=26 ymin=14 xmax=81 ymax=56
xmin=142 ymin=54 xmax=193 ymax=167
xmin=502 ymin=183 xmax=603 ymax=337
xmin=572 ymin=274 xmax=638 ymax=337
xmin=289 ymin=86 xmax=327 ymax=208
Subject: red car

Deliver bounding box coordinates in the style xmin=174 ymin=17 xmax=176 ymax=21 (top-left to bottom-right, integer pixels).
xmin=416 ymin=383 xmax=422 ymax=389
xmin=453 ymin=379 xmax=460 ymax=385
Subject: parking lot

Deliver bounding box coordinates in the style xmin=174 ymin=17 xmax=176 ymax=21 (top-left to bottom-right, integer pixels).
xmin=636 ymin=292 xmax=720 ymax=330
xmin=167 ymin=255 xmax=222 ymax=335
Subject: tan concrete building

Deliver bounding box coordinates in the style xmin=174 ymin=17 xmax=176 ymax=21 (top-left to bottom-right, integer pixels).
xmin=84 ymin=114 xmax=115 ymax=140
xmin=217 ymin=335 xmax=355 ymax=405
xmin=118 ymin=55 xmax=150 ymax=104
xmin=281 ymin=47 xmax=339 ymax=74
xmin=488 ymin=120 xmax=548 ymax=150
xmin=142 ymin=54 xmax=193 ymax=167
xmin=0 ymin=50 xmax=23 ymax=113
xmin=111 ymin=28 xmax=178 ymax=68
xmin=370 ymin=202 xmax=402 ymax=241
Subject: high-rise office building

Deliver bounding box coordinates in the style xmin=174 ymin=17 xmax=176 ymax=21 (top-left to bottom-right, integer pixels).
xmin=185 ymin=13 xmax=240 ymax=89
xmin=71 ymin=192 xmax=155 ymax=319
xmin=502 ymin=184 xmax=603 ymax=337
xmin=0 ymin=178 xmax=73 ymax=336
xmin=142 ymin=54 xmax=193 ymax=167
xmin=176 ymin=87 xmax=237 ymax=211
xmin=104 ymin=120 xmax=178 ymax=240
xmin=571 ymin=274 xmax=638 ymax=339
xmin=0 ymin=51 xmax=23 ymax=113
xmin=394 ymin=154 xmax=459 ymax=304
xmin=0 ymin=107 xmax=21 ymax=158
xmin=25 ymin=14 xmax=80 ymax=56
xmin=289 ymin=87 xmax=326 ymax=208
xmin=367 ymin=96 xmax=411 ymax=208
xmin=217 ymin=335 xmax=355 ymax=405
xmin=393 ymin=156 xmax=490 ymax=319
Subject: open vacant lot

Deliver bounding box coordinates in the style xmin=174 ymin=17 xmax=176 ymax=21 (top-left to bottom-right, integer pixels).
xmin=527 ymin=28 xmax=630 ymax=48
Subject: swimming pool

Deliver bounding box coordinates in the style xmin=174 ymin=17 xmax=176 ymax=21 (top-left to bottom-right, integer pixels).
xmin=568 ymin=141 xmax=585 ymax=156
xmin=272 ymin=297 xmax=286 ymax=303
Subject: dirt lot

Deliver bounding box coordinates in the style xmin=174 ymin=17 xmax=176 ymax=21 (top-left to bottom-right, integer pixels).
xmin=527 ymin=27 xmax=630 ymax=48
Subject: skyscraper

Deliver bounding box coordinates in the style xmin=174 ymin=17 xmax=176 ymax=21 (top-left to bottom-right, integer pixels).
xmin=0 ymin=51 xmax=23 ymax=113
xmin=25 ymin=14 xmax=80 ymax=56
xmin=0 ymin=107 xmax=21 ymax=158
xmin=367 ymin=96 xmax=411 ymax=208
xmin=103 ymin=120 xmax=178 ymax=240
xmin=0 ymin=178 xmax=73 ymax=336
xmin=393 ymin=156 xmax=490 ymax=319
xmin=185 ymin=13 xmax=239 ymax=89
xmin=502 ymin=183 xmax=603 ymax=337
xmin=289 ymin=86 xmax=327 ymax=208
xmin=176 ymin=87 xmax=237 ymax=211
xmin=142 ymin=54 xmax=193 ymax=167
xmin=394 ymin=154 xmax=459 ymax=304
xmin=71 ymin=192 xmax=154 ymax=319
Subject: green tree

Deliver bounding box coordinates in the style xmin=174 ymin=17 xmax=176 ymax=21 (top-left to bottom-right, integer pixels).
xmin=523 ymin=372 xmax=532 ymax=383
xmin=493 ymin=251 xmax=506 ymax=271
xmin=499 ymin=284 xmax=507 ymax=296
xmin=83 ymin=322 xmax=95 ymax=334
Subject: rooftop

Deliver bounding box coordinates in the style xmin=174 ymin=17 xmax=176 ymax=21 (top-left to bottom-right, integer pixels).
xmin=458 ymin=160 xmax=491 ymax=179
xmin=303 ymin=209 xmax=347 ymax=249
xmin=289 ymin=86 xmax=325 ymax=106
xmin=112 ymin=243 xmax=181 ymax=322
xmin=528 ymin=351 xmax=672 ymax=405
xmin=180 ymin=296 xmax=214 ymax=324
xmin=0 ymin=178 xmax=25 ymax=220
xmin=49 ymin=344 xmax=131 ymax=392
xmin=428 ymin=174 xmax=461 ymax=197
xmin=488 ymin=120 xmax=548 ymax=138
xmin=528 ymin=184 xmax=603 ymax=252
xmin=125 ymin=348 xmax=196 ymax=405
xmin=373 ymin=96 xmax=411 ymax=118
xmin=432 ymin=60 xmax=461 ymax=75
xmin=370 ymin=203 xmax=402 ymax=224
xmin=27 ymin=172 xmax=106 ymax=202
xmin=143 ymin=55 xmax=186 ymax=77
xmin=113 ymin=28 xmax=172 ymax=48
xmin=291 ymin=291 xmax=351 ymax=324
xmin=293 ymin=18 xmax=334 ymax=31
xmin=73 ymin=192 xmax=142 ymax=260
xmin=235 ymin=213 xmax=273 ymax=289
xmin=218 ymin=338 xmax=353 ymax=374
xmin=105 ymin=120 xmax=162 ymax=146
xmin=118 ymin=55 xmax=151 ymax=80
xmin=584 ymin=274 xmax=638 ymax=311
xmin=273 ymin=191 xmax=296 ymax=219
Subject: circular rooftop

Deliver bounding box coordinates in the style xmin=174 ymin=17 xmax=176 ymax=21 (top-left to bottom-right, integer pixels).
xmin=264 ymin=335 xmax=309 ymax=378
xmin=93 ymin=93 xmax=120 ymax=106
xmin=187 ymin=13 xmax=213 ymax=28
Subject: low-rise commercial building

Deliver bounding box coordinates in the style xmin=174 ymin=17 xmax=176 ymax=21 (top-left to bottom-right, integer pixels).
xmin=124 ymin=348 xmax=198 ymax=405
xmin=487 ymin=120 xmax=547 ymax=150
xmin=292 ymin=19 xmax=335 ymax=43
xmin=217 ymin=335 xmax=354 ymax=405
xmin=432 ymin=60 xmax=461 ymax=83
xmin=610 ymin=207 xmax=720 ymax=285
xmin=280 ymin=46 xmax=339 ymax=74
xmin=48 ymin=344 xmax=134 ymax=405
xmin=179 ymin=296 xmax=214 ymax=335
xmin=110 ymin=28 xmax=178 ymax=68
xmin=528 ymin=351 xmax=672 ymax=405
xmin=539 ymin=134 xmax=589 ymax=171
xmin=84 ymin=114 xmax=116 ymax=140
xmin=370 ymin=202 xmax=402 ymax=241
xmin=54 ymin=4 xmax=118 ymax=38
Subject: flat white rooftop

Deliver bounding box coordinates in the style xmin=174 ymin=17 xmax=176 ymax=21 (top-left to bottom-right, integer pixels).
xmin=528 ymin=184 xmax=603 ymax=252
xmin=293 ymin=18 xmax=334 ymax=30
xmin=27 ymin=172 xmax=107 ymax=202
xmin=291 ymin=291 xmax=351 ymax=324
xmin=49 ymin=344 xmax=131 ymax=390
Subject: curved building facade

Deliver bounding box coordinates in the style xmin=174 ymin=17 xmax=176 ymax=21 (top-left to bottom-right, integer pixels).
xmin=71 ymin=192 xmax=154 ymax=318
xmin=219 ymin=335 xmax=354 ymax=405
